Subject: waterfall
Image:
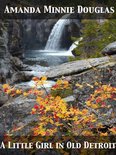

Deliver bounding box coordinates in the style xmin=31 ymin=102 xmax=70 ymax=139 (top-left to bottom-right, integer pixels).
xmin=44 ymin=37 xmax=83 ymax=56
xmin=45 ymin=14 xmax=70 ymax=50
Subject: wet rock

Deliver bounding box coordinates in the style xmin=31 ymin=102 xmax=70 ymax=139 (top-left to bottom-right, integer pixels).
xmin=10 ymin=56 xmax=31 ymax=71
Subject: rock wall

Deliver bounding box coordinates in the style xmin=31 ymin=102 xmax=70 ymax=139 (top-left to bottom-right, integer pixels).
xmin=0 ymin=20 xmax=12 ymax=83
xmin=8 ymin=20 xmax=24 ymax=58
xmin=0 ymin=20 xmax=30 ymax=83
xmin=0 ymin=21 xmax=8 ymax=58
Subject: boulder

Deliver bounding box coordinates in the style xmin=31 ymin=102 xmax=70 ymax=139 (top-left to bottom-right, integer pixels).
xmin=0 ymin=56 xmax=32 ymax=84
xmin=46 ymin=55 xmax=116 ymax=78
xmin=102 ymin=41 xmax=116 ymax=56
xmin=0 ymin=96 xmax=37 ymax=135
xmin=72 ymin=62 xmax=116 ymax=104
xmin=11 ymin=71 xmax=33 ymax=83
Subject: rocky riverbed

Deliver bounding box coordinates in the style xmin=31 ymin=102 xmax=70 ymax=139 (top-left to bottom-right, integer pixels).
xmin=0 ymin=55 xmax=116 ymax=135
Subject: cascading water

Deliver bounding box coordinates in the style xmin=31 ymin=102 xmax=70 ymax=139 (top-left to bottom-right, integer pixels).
xmin=68 ymin=37 xmax=83 ymax=52
xmin=44 ymin=38 xmax=82 ymax=56
xmin=45 ymin=14 xmax=70 ymax=50
xmin=25 ymin=14 xmax=81 ymax=66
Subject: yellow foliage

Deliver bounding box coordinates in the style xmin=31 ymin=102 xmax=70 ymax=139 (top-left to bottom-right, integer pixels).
xmin=41 ymin=76 xmax=47 ymax=81
xmin=2 ymin=77 xmax=116 ymax=138
xmin=82 ymin=130 xmax=93 ymax=136
xmin=23 ymin=92 xmax=28 ymax=96
xmin=16 ymin=89 xmax=22 ymax=94
xmin=100 ymin=132 xmax=108 ymax=136
xmin=2 ymin=84 xmax=10 ymax=89
xmin=109 ymin=127 xmax=116 ymax=135
xmin=75 ymin=83 xmax=83 ymax=88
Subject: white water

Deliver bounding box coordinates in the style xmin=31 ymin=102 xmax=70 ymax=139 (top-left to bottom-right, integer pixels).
xmin=25 ymin=38 xmax=82 ymax=59
xmin=45 ymin=14 xmax=70 ymax=50
xmin=68 ymin=37 xmax=83 ymax=52
xmin=28 ymin=80 xmax=56 ymax=88
xmin=45 ymin=37 xmax=83 ymax=56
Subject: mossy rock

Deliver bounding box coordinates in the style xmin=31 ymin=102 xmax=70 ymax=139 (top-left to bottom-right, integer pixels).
xmin=51 ymin=88 xmax=73 ymax=98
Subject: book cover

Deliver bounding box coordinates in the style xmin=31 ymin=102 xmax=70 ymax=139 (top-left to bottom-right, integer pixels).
xmin=0 ymin=0 xmax=116 ymax=155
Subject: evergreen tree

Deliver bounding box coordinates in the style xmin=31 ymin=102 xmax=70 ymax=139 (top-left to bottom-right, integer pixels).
xmin=71 ymin=19 xmax=116 ymax=60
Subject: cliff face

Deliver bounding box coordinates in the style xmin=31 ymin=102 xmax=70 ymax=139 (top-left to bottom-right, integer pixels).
xmin=0 ymin=20 xmax=30 ymax=83
xmin=8 ymin=20 xmax=24 ymax=58
xmin=0 ymin=21 xmax=8 ymax=58
xmin=0 ymin=20 xmax=12 ymax=83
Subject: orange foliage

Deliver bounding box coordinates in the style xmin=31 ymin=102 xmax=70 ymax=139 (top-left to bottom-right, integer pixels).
xmin=2 ymin=76 xmax=116 ymax=137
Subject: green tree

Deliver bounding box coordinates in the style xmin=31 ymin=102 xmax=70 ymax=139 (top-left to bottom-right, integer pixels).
xmin=71 ymin=19 xmax=116 ymax=60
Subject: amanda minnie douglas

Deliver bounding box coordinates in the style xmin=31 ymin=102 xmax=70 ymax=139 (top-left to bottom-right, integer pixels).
xmin=4 ymin=5 xmax=115 ymax=14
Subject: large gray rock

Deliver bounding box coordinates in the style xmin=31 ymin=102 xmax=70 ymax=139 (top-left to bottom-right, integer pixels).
xmin=102 ymin=41 xmax=116 ymax=55
xmin=46 ymin=55 xmax=116 ymax=78
xmin=0 ymin=56 xmax=32 ymax=83
xmin=0 ymin=96 xmax=37 ymax=135
xmin=72 ymin=62 xmax=116 ymax=103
